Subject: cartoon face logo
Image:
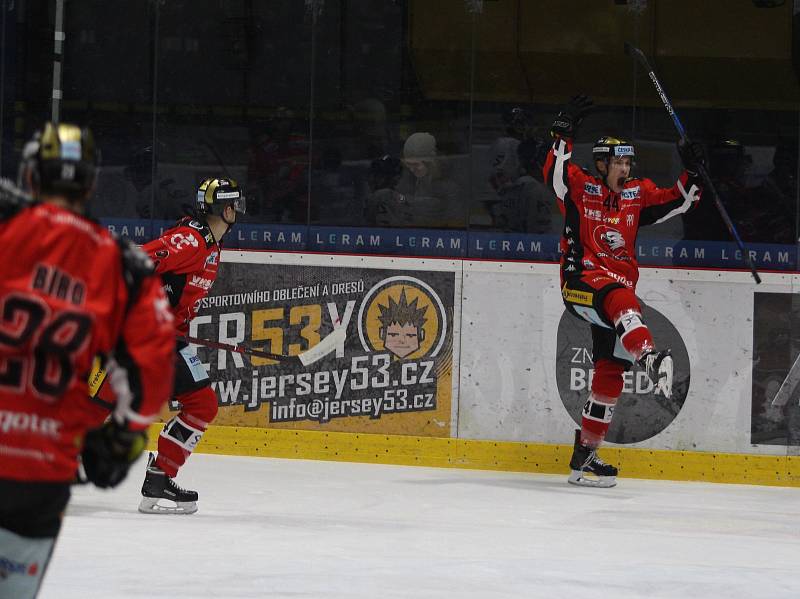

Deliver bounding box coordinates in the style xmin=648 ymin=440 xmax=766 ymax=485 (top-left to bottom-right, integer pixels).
xmin=358 ymin=276 xmax=447 ymax=360
xmin=594 ymin=225 xmax=626 ymax=256
xmin=380 ymin=291 xmax=427 ymax=359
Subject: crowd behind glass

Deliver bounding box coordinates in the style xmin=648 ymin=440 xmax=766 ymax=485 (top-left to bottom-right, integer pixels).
xmin=1 ymin=0 xmax=796 ymax=250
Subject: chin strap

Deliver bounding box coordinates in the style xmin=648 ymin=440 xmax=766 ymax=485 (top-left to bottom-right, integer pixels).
xmin=206 ymin=211 xmax=234 ymax=242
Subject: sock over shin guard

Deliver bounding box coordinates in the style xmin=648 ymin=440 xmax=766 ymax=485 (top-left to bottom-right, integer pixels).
xmin=156 ymin=386 xmax=218 ymax=477
xmin=603 ymin=288 xmax=654 ymax=360
xmin=580 ymin=358 xmax=624 ymax=447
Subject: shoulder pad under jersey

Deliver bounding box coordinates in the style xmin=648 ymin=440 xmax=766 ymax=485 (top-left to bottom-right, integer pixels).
xmin=116 ymin=235 xmax=156 ymax=305
xmin=185 ymin=218 xmax=216 ymax=247
xmin=0 ymin=178 xmax=33 ymax=221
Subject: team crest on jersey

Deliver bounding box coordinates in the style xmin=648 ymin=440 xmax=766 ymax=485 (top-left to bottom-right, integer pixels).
xmin=620 ymin=187 xmax=640 ymax=201
xmin=205 ymin=251 xmax=218 ymax=266
xmin=593 ymin=225 xmax=627 ymax=257
xmin=358 ymin=276 xmax=447 ymax=361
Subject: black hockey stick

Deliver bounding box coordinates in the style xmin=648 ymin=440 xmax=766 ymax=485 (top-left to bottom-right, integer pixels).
xmin=181 ymin=327 xmax=346 ymax=367
xmin=624 ymin=42 xmax=761 ymax=284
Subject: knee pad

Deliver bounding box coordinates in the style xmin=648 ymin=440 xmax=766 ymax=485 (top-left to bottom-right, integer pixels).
xmin=604 ymin=288 xmax=654 ymax=357
xmin=175 ymin=385 xmax=219 ymax=427
xmin=592 ymin=358 xmax=625 ymax=398
xmin=603 ymin=287 xmax=642 ymax=324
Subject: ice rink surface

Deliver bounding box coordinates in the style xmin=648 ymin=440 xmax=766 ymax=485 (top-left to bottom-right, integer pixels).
xmin=40 ymin=453 xmax=800 ymax=599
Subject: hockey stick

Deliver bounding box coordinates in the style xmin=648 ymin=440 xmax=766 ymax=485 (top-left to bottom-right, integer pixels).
xmin=181 ymin=327 xmax=346 ymax=367
xmin=624 ymin=42 xmax=762 ymax=284
xmin=0 ymin=177 xmax=33 ymax=206
xmin=771 ymin=351 xmax=800 ymax=407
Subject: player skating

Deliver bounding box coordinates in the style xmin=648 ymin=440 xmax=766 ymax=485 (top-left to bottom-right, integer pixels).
xmin=543 ymin=96 xmax=705 ymax=487
xmin=136 ymin=177 xmax=245 ymax=514
xmin=0 ymin=123 xmax=175 ymax=599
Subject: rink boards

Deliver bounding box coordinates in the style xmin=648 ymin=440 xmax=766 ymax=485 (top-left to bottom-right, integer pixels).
xmin=155 ymin=250 xmax=800 ymax=486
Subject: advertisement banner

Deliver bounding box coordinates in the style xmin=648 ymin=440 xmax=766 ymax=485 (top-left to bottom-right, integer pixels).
xmin=751 ymin=292 xmax=800 ymax=446
xmin=181 ymin=261 xmax=456 ymax=437
xmin=555 ymin=303 xmax=691 ymax=444
xmin=458 ymin=263 xmax=767 ymax=454
xmin=102 ymin=218 xmax=797 ymax=270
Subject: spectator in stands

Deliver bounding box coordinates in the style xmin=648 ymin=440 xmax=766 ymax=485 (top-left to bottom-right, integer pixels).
xmin=484 ymin=132 xmax=557 ymax=233
xmin=347 ymin=97 xmax=391 ymax=161
xmin=246 ymin=117 xmax=309 ymax=223
xmin=91 ymin=145 xmax=162 ymax=220
xmin=752 ymin=139 xmax=798 ymax=245
xmin=310 ymin=146 xmax=368 ymax=226
xmin=366 ymin=132 xmax=462 ymax=228
xmin=518 ymin=138 xmax=558 ymax=234
xmin=502 ymin=106 xmax=537 ymax=143
xmin=682 ymin=140 xmax=743 ymax=242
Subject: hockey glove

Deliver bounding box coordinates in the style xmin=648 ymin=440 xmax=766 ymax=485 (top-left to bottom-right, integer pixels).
xmin=550 ymin=95 xmax=593 ymax=139
xmin=81 ymin=420 xmax=147 ymax=489
xmin=677 ymin=139 xmax=706 ymax=177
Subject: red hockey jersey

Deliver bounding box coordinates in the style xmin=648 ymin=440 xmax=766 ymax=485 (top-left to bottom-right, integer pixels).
xmin=543 ymin=137 xmax=701 ymax=288
xmin=142 ymin=217 xmax=221 ymax=335
xmin=0 ymin=202 xmax=175 ymax=482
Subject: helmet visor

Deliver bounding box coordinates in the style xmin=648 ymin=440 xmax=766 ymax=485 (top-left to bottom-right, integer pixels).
xmin=216 ymin=189 xmax=246 ymax=215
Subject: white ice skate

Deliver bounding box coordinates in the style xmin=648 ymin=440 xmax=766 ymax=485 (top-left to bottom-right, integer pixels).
xmin=639 ymin=349 xmax=673 ymax=399
xmin=567 ymin=430 xmax=617 ymax=488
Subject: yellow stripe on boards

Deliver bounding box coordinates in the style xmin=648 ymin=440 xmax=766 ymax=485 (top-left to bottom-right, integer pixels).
xmin=146 ymin=424 xmax=800 ymax=488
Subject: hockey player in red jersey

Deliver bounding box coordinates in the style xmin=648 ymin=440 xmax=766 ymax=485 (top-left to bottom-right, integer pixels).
xmin=0 ymin=123 xmax=175 ymax=599
xmin=136 ymin=177 xmax=245 ymax=514
xmin=543 ymin=96 xmax=705 ymax=487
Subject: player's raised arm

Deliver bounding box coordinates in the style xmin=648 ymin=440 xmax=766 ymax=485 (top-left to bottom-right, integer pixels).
xmin=543 ymin=95 xmax=594 ymax=213
xmin=638 ymin=140 xmax=705 ymax=227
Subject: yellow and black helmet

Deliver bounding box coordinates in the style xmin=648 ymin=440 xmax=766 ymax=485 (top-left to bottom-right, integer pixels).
xmin=22 ymin=122 xmax=97 ymax=198
xmin=592 ymin=136 xmax=635 ymax=164
xmin=196 ymin=177 xmax=246 ymax=216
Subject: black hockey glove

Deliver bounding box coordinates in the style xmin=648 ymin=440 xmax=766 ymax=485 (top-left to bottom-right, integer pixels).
xmin=81 ymin=419 xmax=147 ymax=489
xmin=677 ymin=139 xmax=706 ymax=177
xmin=550 ymin=95 xmax=593 ymax=139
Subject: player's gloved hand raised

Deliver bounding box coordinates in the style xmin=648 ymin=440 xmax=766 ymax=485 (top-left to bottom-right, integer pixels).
xmin=81 ymin=419 xmax=147 ymax=489
xmin=550 ymin=95 xmax=593 ymax=139
xmin=677 ymin=139 xmax=706 ymax=177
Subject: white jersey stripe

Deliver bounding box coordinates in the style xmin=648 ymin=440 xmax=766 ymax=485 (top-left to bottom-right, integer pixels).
xmin=551 ymin=139 xmax=571 ymax=204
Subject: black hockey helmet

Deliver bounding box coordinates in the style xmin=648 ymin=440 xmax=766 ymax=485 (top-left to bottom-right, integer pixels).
xmin=21 ymin=122 xmax=97 ymax=199
xmin=592 ymin=136 xmax=635 ymax=167
xmin=503 ymin=106 xmax=533 ymax=127
xmin=196 ymin=177 xmax=246 ymax=216
xmin=502 ymin=106 xmax=534 ymax=136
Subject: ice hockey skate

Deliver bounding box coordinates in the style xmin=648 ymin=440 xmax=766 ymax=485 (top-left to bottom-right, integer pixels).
xmin=567 ymin=429 xmax=618 ymax=488
xmin=638 ymin=349 xmax=673 ymax=399
xmin=138 ymin=453 xmax=198 ymax=514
